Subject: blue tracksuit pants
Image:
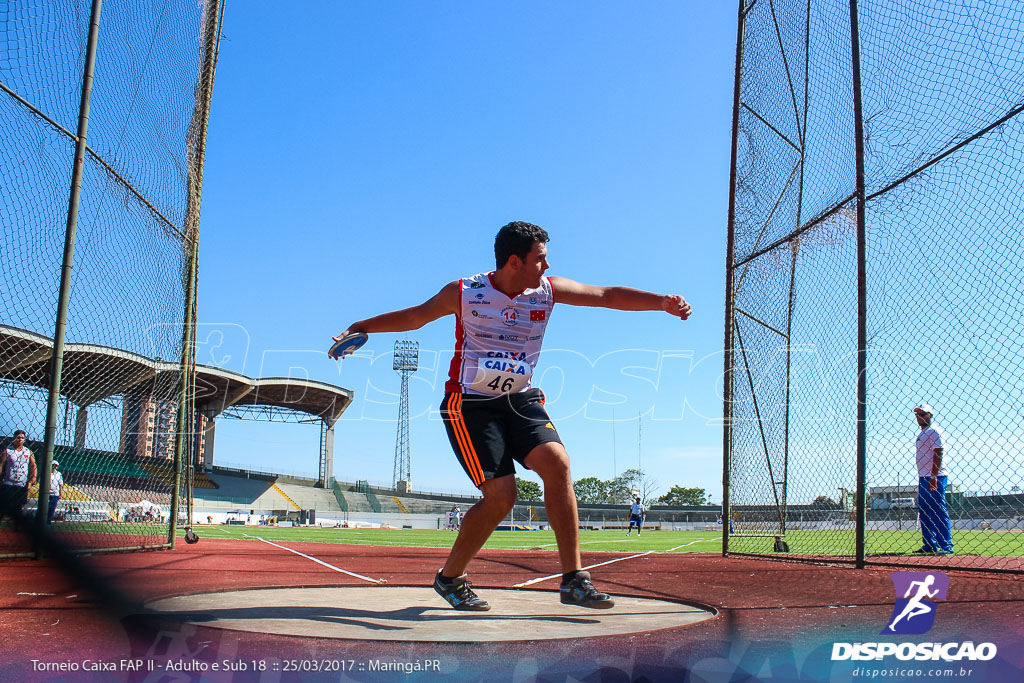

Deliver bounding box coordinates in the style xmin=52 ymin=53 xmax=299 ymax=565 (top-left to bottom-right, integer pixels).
xmin=918 ymin=476 xmax=953 ymax=553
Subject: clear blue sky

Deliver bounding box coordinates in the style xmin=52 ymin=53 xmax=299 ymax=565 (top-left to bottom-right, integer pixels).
xmin=197 ymin=2 xmax=738 ymax=499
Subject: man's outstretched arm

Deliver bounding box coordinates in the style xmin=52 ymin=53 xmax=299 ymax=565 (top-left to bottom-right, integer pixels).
xmin=548 ymin=276 xmax=692 ymax=320
xmin=334 ymin=281 xmax=460 ymax=340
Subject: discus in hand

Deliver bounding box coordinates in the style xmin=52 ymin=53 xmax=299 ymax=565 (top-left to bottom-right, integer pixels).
xmin=328 ymin=332 xmax=368 ymax=359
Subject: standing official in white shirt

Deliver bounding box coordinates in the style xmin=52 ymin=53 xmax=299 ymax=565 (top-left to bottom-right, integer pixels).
xmin=912 ymin=404 xmax=954 ymax=555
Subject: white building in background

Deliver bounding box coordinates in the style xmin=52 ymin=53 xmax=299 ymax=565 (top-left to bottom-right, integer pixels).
xmin=869 ymin=484 xmax=961 ymax=509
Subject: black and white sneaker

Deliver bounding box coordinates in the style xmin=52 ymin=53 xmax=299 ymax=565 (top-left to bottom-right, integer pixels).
xmin=560 ymin=571 xmax=615 ymax=609
xmin=433 ymin=570 xmax=491 ymax=611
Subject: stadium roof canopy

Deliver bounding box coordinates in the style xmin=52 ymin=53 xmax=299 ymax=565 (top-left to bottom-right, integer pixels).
xmin=0 ymin=325 xmax=352 ymax=426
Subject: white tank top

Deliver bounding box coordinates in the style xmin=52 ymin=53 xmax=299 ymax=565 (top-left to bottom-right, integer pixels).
xmin=446 ymin=272 xmax=554 ymax=395
xmin=3 ymin=447 xmax=32 ymax=486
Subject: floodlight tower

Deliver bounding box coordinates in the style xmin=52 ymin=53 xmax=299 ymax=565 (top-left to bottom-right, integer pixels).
xmin=393 ymin=340 xmax=418 ymax=490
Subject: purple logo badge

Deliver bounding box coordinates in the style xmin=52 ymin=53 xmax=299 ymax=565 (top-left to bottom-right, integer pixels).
xmin=883 ymin=571 xmax=948 ymax=635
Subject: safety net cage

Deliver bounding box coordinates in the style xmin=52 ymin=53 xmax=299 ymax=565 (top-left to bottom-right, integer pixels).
xmin=0 ymin=0 xmax=223 ymax=557
xmin=724 ymin=0 xmax=1024 ymax=572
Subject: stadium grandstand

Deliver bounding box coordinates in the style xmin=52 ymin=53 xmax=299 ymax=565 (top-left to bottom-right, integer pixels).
xmin=181 ymin=462 xmax=728 ymax=532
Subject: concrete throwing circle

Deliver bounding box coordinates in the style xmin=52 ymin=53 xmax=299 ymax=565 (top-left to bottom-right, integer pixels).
xmin=146 ymin=586 xmax=714 ymax=642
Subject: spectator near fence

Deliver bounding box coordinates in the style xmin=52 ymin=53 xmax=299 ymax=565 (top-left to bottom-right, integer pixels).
xmin=47 ymin=460 xmax=63 ymax=525
xmin=0 ymin=430 xmax=37 ymax=528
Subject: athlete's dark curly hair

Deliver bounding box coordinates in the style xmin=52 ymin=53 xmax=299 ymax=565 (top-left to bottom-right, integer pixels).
xmin=494 ymin=221 xmax=550 ymax=268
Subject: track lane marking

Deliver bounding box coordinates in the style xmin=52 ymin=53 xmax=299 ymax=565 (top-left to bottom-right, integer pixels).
xmin=512 ymin=551 xmax=654 ymax=588
xmin=511 ymin=535 xmax=723 ymax=587
xmin=243 ymin=534 xmax=387 ymax=584
xmin=518 ymin=538 xmax=646 ymax=549
xmin=667 ymin=536 xmax=722 ymax=552
xmin=517 ymin=535 xmax=722 ymax=551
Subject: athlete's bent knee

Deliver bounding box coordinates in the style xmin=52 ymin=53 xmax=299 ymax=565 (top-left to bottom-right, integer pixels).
xmin=480 ymin=476 xmax=517 ymax=512
xmin=525 ymin=443 xmax=571 ymax=482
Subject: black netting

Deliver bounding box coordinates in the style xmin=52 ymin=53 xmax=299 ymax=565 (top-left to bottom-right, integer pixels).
xmin=1 ymin=0 xmax=218 ymax=557
xmin=727 ymin=0 xmax=1024 ymax=571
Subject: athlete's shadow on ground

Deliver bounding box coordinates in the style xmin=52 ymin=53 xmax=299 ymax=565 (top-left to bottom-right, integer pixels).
xmin=157 ymin=604 xmax=604 ymax=631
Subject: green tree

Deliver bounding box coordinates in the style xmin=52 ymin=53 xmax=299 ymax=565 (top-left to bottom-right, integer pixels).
xmin=811 ymin=495 xmax=840 ymax=509
xmin=657 ymin=486 xmax=708 ymax=506
xmin=573 ymin=477 xmax=609 ymax=504
xmin=609 ymin=469 xmax=656 ymax=504
xmin=516 ymin=478 xmax=543 ymax=502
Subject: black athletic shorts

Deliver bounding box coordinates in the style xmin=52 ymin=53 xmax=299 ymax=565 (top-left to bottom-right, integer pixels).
xmin=0 ymin=484 xmax=28 ymax=521
xmin=440 ymin=388 xmax=563 ymax=488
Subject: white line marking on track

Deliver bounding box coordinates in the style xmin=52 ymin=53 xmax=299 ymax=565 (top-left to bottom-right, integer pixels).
xmin=667 ymin=537 xmax=722 ymax=552
xmin=512 ymin=534 xmax=722 ymax=553
xmin=242 ymin=534 xmax=387 ymax=584
xmin=520 ymin=538 xmax=647 ymax=549
xmin=511 ymin=551 xmax=654 ymax=588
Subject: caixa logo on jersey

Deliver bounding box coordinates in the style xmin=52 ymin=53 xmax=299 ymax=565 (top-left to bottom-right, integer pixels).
xmin=831 ymin=572 xmax=997 ymax=662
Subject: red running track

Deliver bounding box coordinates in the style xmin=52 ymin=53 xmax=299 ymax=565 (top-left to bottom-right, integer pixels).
xmin=2 ymin=538 xmax=1023 ymax=681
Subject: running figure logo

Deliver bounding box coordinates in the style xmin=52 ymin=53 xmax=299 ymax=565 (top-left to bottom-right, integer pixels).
xmin=884 ymin=571 xmax=949 ymax=635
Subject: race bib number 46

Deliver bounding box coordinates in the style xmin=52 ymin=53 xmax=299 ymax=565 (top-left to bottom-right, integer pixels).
xmin=471 ymin=357 xmax=532 ymax=395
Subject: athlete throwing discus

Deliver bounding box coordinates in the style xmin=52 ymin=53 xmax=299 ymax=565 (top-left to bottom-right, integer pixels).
xmin=333 ymin=221 xmax=692 ymax=611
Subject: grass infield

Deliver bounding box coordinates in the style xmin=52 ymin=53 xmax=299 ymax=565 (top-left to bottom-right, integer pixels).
xmin=178 ymin=526 xmax=724 ymax=554
xmin=177 ymin=525 xmax=1024 ymax=557
xmin=726 ymin=528 xmax=1024 ymax=557
xmin=34 ymin=523 xmax=1023 ymax=557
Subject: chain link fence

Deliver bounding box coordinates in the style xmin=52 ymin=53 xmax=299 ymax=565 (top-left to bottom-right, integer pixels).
xmin=0 ymin=0 xmax=222 ymax=557
xmin=725 ymin=0 xmax=1024 ymax=571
